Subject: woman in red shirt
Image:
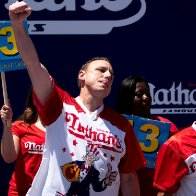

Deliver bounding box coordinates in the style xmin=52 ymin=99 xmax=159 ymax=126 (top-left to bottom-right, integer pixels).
xmin=0 ymin=88 xmax=45 ymax=196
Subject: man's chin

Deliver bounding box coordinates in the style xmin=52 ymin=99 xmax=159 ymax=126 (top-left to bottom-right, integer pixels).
xmin=100 ymin=90 xmax=110 ymax=98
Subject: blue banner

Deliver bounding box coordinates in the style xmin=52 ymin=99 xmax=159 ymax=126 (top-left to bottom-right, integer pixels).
xmin=0 ymin=21 xmax=28 ymax=72
xmin=123 ymin=115 xmax=170 ymax=168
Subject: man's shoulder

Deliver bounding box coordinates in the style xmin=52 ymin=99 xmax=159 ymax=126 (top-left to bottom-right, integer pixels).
xmin=180 ymin=125 xmax=194 ymax=132
xmin=103 ymin=106 xmax=129 ymax=121
xmin=101 ymin=106 xmax=130 ymax=130
xmin=166 ymin=125 xmax=195 ymax=146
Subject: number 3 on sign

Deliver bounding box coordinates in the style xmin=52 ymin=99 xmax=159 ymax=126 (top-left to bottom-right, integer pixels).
xmin=129 ymin=119 xmax=159 ymax=153
xmin=126 ymin=115 xmax=170 ymax=168
xmin=139 ymin=123 xmax=159 ymax=153
xmin=0 ymin=22 xmax=18 ymax=56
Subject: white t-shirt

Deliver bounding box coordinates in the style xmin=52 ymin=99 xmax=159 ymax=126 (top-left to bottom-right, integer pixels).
xmin=26 ymin=83 xmax=145 ymax=196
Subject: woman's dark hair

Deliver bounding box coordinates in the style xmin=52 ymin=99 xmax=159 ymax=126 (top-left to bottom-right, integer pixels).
xmin=115 ymin=75 xmax=149 ymax=114
xmin=17 ymin=87 xmax=38 ymax=124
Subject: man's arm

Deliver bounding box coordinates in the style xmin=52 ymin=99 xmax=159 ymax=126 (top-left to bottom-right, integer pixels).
xmin=120 ymin=172 xmax=140 ymax=196
xmin=9 ymin=1 xmax=52 ymax=105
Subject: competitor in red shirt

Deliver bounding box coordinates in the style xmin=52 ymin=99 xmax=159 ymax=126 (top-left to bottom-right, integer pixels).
xmin=8 ymin=1 xmax=146 ymax=195
xmin=154 ymin=122 xmax=196 ymax=196
xmin=115 ymin=75 xmax=179 ymax=196
xmin=0 ymin=88 xmax=45 ymax=196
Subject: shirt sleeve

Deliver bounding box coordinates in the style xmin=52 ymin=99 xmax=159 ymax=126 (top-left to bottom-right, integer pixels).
xmin=11 ymin=122 xmax=26 ymax=138
xmin=11 ymin=123 xmax=21 ymax=137
xmin=33 ymin=82 xmax=63 ymax=126
xmin=153 ymin=141 xmax=188 ymax=193
xmin=119 ymin=122 xmax=146 ymax=173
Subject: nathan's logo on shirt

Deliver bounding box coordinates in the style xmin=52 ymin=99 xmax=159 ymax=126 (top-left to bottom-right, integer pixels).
xmin=65 ymin=112 xmax=123 ymax=153
xmin=24 ymin=141 xmax=44 ymax=154
xmin=4 ymin=0 xmax=147 ymax=35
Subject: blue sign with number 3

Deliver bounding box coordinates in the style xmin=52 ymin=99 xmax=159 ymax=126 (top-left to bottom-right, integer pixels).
xmin=123 ymin=114 xmax=170 ymax=168
xmin=0 ymin=20 xmax=28 ymax=72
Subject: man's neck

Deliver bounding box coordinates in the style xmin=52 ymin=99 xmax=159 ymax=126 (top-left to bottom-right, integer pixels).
xmin=77 ymin=94 xmax=103 ymax=113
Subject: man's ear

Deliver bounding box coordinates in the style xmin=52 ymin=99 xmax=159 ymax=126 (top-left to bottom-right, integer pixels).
xmin=78 ymin=70 xmax=85 ymax=80
xmin=78 ymin=70 xmax=85 ymax=87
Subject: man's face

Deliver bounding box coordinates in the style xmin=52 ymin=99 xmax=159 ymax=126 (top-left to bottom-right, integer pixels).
xmin=80 ymin=60 xmax=114 ymax=98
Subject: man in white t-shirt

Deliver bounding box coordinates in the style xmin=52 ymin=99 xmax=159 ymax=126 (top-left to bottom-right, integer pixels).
xmin=9 ymin=1 xmax=146 ymax=195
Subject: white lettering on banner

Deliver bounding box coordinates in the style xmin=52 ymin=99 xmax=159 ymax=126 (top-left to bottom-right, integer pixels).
xmin=5 ymin=0 xmax=136 ymax=12
xmin=81 ymin=0 xmax=134 ymax=11
xmin=4 ymin=0 xmax=146 ymax=34
xmin=151 ymin=108 xmax=196 ymax=114
xmin=149 ymin=82 xmax=196 ymax=114
xmin=6 ymin=0 xmax=76 ymax=11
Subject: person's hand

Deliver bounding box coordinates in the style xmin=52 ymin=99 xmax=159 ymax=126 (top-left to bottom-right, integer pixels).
xmin=103 ymin=163 xmax=118 ymax=186
xmin=0 ymin=104 xmax=13 ymax=127
xmin=9 ymin=1 xmax=32 ymax=23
